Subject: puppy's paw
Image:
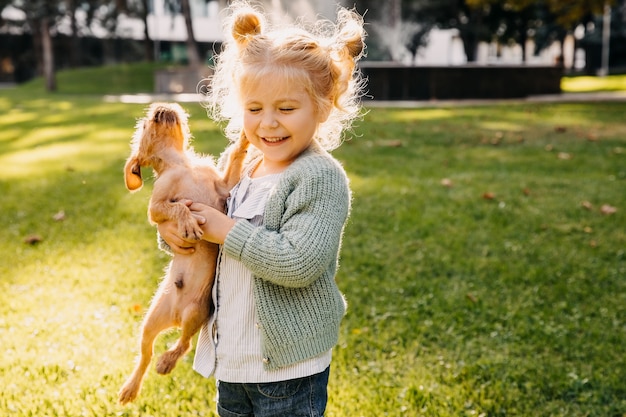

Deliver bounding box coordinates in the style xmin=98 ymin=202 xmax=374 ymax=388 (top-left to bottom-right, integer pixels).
xmin=118 ymin=382 xmax=140 ymax=405
xmin=156 ymin=352 xmax=179 ymax=375
xmin=178 ymin=218 xmax=203 ymax=241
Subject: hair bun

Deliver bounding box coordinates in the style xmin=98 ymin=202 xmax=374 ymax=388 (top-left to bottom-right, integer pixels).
xmin=344 ymin=36 xmax=364 ymax=59
xmin=336 ymin=9 xmax=365 ymax=60
xmin=232 ymin=12 xmax=262 ymax=47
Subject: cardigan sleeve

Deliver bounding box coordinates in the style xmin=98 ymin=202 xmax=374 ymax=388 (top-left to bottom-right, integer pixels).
xmin=223 ymin=154 xmax=351 ymax=288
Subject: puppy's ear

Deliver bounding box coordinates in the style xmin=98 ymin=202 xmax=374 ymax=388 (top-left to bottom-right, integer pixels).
xmin=124 ymin=157 xmax=143 ymax=191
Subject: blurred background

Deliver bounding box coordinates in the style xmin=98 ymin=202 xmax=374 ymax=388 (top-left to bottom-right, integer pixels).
xmin=1 ymin=0 xmax=625 ymax=96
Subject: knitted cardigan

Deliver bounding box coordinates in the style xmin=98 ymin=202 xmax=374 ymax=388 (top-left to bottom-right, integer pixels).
xmin=220 ymin=141 xmax=351 ymax=370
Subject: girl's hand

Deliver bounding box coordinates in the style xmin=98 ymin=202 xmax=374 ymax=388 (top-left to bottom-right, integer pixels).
xmin=188 ymin=202 xmax=236 ymax=245
xmin=157 ymin=218 xmax=197 ymax=255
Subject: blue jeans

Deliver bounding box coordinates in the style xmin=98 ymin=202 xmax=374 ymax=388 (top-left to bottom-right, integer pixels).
xmin=216 ymin=367 xmax=330 ymax=417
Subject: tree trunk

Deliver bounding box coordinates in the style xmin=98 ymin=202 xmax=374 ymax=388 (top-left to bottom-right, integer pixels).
xmin=67 ymin=0 xmax=79 ymax=67
xmin=180 ymin=0 xmax=201 ymax=67
xmin=461 ymin=31 xmax=478 ymax=62
xmin=41 ymin=16 xmax=57 ymax=92
xmin=30 ymin=16 xmax=43 ymax=77
xmin=520 ymin=31 xmax=528 ymax=63
xmin=140 ymin=0 xmax=154 ymax=61
xmin=461 ymin=8 xmax=482 ymax=63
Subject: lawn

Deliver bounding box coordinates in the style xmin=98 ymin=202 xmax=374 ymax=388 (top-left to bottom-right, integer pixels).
xmin=562 ymin=73 xmax=626 ymax=93
xmin=1 ymin=66 xmax=625 ymax=416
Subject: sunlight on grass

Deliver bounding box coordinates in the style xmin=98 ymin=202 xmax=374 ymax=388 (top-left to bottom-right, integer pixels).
xmin=0 ymin=110 xmax=38 ymax=125
xmin=17 ymin=125 xmax=91 ymax=147
xmin=0 ymin=130 xmax=129 ymax=179
xmin=562 ymin=74 xmax=626 ymax=92
xmin=384 ymin=108 xmax=456 ymax=121
xmin=479 ymin=120 xmax=525 ymax=132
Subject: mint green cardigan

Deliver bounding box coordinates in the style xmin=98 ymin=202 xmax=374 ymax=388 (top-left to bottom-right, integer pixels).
xmin=222 ymin=142 xmax=351 ymax=370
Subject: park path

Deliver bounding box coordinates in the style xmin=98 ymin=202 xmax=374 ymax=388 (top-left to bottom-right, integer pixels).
xmin=103 ymin=91 xmax=626 ymax=107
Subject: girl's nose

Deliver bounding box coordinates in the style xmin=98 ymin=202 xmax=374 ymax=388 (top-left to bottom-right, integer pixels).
xmin=261 ymin=111 xmax=279 ymax=129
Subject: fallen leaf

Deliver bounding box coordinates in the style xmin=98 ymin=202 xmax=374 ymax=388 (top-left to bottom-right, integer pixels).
xmin=581 ymin=201 xmax=593 ymax=210
xmin=600 ymin=204 xmax=617 ymax=215
xmin=53 ymin=210 xmax=65 ymax=221
xmin=554 ymin=126 xmax=567 ymax=133
xmin=24 ymin=234 xmax=43 ymax=245
xmin=441 ymin=178 xmax=453 ymax=188
xmin=379 ymin=140 xmax=403 ymax=147
xmin=586 ymin=133 xmax=599 ymax=142
xmin=491 ymin=132 xmax=503 ymax=145
xmin=557 ymin=152 xmax=572 ymax=160
xmin=545 ymin=144 xmax=554 ymax=152
xmin=466 ymin=293 xmax=478 ymax=303
xmin=352 ymin=327 xmax=369 ymax=335
xmin=589 ymin=240 xmax=598 ymax=248
xmin=583 ymin=226 xmax=593 ymax=233
xmin=523 ymin=188 xmax=531 ymax=196
xmin=483 ymin=192 xmax=495 ymax=200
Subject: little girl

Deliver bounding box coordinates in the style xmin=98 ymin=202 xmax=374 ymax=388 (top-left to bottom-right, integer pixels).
xmin=158 ymin=1 xmax=366 ymax=415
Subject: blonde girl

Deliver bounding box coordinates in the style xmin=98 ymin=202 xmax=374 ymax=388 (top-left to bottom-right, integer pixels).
xmin=158 ymin=1 xmax=366 ymax=415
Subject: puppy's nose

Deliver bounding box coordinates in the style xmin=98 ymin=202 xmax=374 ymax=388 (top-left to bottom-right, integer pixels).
xmin=154 ymin=109 xmax=177 ymax=125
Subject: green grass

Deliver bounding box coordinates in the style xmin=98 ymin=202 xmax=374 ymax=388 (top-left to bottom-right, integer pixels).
xmin=1 ymin=66 xmax=625 ymax=416
xmin=16 ymin=61 xmax=171 ymax=95
xmin=562 ymin=73 xmax=626 ymax=93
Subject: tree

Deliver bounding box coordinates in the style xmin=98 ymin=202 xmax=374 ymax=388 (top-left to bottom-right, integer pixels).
xmin=433 ymin=0 xmax=493 ymax=62
xmin=1 ymin=0 xmax=62 ymax=91
xmin=353 ymin=0 xmax=443 ymax=62
xmin=164 ymin=0 xmax=202 ymax=66
xmin=40 ymin=15 xmax=56 ymax=90
xmin=180 ymin=0 xmax=201 ymax=66
xmin=414 ymin=0 xmax=620 ymax=66
xmin=136 ymin=0 xmax=155 ymax=61
xmin=0 ymin=0 xmax=127 ymax=89
xmin=111 ymin=0 xmax=155 ymax=61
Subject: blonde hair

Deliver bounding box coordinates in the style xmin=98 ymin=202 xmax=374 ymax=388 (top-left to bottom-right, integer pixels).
xmin=204 ymin=0 xmax=366 ymax=151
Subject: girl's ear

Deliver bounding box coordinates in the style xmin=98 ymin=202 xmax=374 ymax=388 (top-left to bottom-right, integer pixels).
xmin=317 ymin=103 xmax=332 ymax=124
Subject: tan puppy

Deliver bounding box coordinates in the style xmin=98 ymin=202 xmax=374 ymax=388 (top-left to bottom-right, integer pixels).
xmin=119 ymin=102 xmax=248 ymax=404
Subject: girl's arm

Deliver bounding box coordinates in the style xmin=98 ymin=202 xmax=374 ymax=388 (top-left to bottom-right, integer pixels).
xmin=223 ymin=160 xmax=351 ymax=288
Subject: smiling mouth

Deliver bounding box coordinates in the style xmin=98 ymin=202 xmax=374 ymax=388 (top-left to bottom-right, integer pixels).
xmin=263 ymin=136 xmax=289 ymax=143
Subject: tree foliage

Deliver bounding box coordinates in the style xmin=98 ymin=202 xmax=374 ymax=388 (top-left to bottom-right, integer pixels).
xmin=0 ymin=0 xmax=207 ymax=89
xmin=356 ymin=0 xmax=623 ymax=65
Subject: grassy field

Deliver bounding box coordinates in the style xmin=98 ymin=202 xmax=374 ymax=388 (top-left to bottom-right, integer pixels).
xmin=1 ymin=66 xmax=625 ymax=416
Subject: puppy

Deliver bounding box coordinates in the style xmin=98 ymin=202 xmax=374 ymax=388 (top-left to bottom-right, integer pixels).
xmin=119 ymin=102 xmax=248 ymax=404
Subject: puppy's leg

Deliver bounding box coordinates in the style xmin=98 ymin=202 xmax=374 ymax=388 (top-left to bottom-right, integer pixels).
xmin=157 ymin=242 xmax=217 ymax=373
xmin=156 ymin=300 xmax=207 ymax=374
xmin=150 ymin=197 xmax=204 ymax=241
xmin=118 ymin=287 xmax=174 ymax=404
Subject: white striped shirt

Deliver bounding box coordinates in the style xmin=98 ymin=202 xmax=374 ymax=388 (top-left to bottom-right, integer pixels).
xmin=193 ymin=172 xmax=331 ymax=383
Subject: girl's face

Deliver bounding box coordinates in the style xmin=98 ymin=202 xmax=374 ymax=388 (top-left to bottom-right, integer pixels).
xmin=241 ymin=73 xmax=325 ymax=175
